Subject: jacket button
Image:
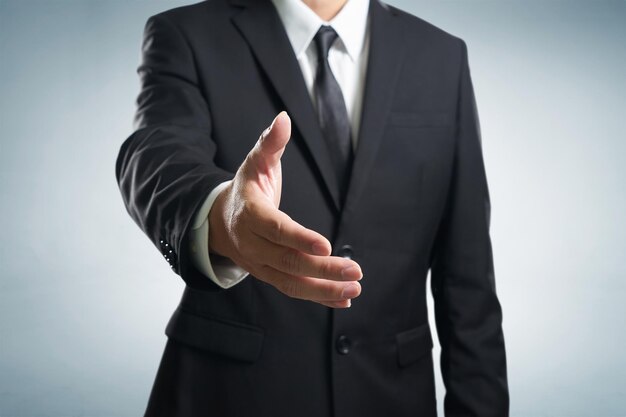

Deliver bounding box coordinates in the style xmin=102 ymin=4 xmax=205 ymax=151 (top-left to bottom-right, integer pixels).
xmin=337 ymin=245 xmax=354 ymax=259
xmin=336 ymin=335 xmax=352 ymax=355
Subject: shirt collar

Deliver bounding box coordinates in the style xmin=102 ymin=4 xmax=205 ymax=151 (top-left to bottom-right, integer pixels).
xmin=271 ymin=0 xmax=370 ymax=62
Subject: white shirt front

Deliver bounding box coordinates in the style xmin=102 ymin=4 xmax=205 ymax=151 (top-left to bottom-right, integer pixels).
xmin=188 ymin=0 xmax=371 ymax=288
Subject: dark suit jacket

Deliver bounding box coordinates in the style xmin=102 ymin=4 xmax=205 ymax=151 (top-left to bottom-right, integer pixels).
xmin=115 ymin=0 xmax=509 ymax=415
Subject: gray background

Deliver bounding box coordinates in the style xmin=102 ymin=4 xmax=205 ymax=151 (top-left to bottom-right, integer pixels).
xmin=1 ymin=0 xmax=625 ymax=416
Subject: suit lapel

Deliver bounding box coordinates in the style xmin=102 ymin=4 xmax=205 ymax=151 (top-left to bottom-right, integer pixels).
xmin=230 ymin=0 xmax=342 ymax=211
xmin=343 ymin=0 xmax=406 ymax=213
xmin=230 ymin=0 xmax=406 ymax=215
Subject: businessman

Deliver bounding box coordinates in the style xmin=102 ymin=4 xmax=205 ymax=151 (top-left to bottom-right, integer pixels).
xmin=115 ymin=0 xmax=509 ymax=415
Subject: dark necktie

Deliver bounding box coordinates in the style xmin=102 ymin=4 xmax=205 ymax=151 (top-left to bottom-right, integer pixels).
xmin=313 ymin=25 xmax=354 ymax=205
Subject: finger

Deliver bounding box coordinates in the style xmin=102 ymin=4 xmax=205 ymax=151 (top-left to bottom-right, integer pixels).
xmin=248 ymin=202 xmax=332 ymax=256
xmin=317 ymin=299 xmax=352 ymax=309
xmin=249 ymin=111 xmax=291 ymax=173
xmin=254 ymin=264 xmax=362 ymax=302
xmin=258 ymin=237 xmax=362 ymax=281
xmin=237 ymin=229 xmax=359 ymax=281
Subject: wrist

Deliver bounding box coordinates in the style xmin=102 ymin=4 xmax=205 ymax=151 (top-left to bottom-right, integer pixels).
xmin=208 ymin=182 xmax=233 ymax=258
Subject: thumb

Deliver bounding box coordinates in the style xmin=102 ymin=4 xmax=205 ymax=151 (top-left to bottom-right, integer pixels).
xmin=250 ymin=111 xmax=291 ymax=172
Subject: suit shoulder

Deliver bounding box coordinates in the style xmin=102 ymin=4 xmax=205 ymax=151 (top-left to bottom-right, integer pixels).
xmin=384 ymin=2 xmax=465 ymax=51
xmin=147 ymin=0 xmax=229 ymax=29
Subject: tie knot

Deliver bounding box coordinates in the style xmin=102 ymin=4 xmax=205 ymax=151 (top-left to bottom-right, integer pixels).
xmin=313 ymin=25 xmax=339 ymax=61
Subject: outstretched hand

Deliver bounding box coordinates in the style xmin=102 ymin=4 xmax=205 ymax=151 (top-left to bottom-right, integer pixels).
xmin=208 ymin=111 xmax=362 ymax=308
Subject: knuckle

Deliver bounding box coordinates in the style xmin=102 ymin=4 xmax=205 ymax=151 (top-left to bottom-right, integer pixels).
xmin=280 ymin=248 xmax=300 ymax=273
xmin=317 ymin=259 xmax=332 ymax=278
xmin=254 ymin=128 xmax=271 ymax=153
xmin=243 ymin=151 xmax=257 ymax=171
xmin=277 ymin=277 xmax=301 ymax=299
xmin=244 ymin=144 xmax=263 ymax=171
xmin=242 ymin=198 xmax=259 ymax=218
xmin=315 ymin=280 xmax=336 ymax=300
xmin=267 ymin=216 xmax=284 ymax=242
xmin=259 ymin=126 xmax=270 ymax=142
xmin=332 ymin=283 xmax=345 ymax=299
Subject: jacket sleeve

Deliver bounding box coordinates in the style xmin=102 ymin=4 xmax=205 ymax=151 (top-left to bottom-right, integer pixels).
xmin=115 ymin=13 xmax=234 ymax=291
xmin=428 ymin=39 xmax=510 ymax=416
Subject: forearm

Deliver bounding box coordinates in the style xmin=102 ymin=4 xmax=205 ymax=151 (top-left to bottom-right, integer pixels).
xmin=116 ymin=124 xmax=234 ymax=290
xmin=115 ymin=13 xmax=234 ymax=289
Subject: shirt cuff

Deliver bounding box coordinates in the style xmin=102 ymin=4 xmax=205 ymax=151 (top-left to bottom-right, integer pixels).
xmin=189 ymin=180 xmax=250 ymax=289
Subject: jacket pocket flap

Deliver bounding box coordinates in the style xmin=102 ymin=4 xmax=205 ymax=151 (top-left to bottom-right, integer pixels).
xmin=165 ymin=308 xmax=264 ymax=363
xmin=395 ymin=322 xmax=434 ymax=367
xmin=389 ymin=111 xmax=452 ymax=128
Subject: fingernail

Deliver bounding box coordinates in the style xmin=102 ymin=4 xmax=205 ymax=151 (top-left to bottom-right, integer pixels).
xmin=346 ymin=299 xmax=352 ymax=308
xmin=312 ymin=241 xmax=328 ymax=256
xmin=341 ymin=265 xmax=362 ymax=280
xmin=341 ymin=283 xmax=360 ymax=299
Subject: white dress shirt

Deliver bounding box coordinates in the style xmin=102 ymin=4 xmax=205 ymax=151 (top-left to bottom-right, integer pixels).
xmin=188 ymin=0 xmax=371 ymax=288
